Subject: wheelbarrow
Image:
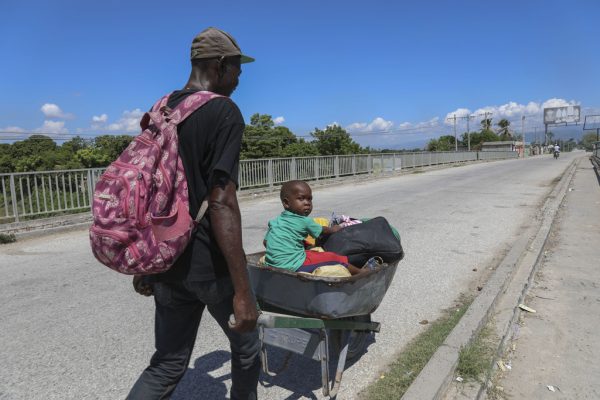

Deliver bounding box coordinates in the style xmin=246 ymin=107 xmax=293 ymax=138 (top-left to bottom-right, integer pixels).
xmin=241 ymin=252 xmax=400 ymax=397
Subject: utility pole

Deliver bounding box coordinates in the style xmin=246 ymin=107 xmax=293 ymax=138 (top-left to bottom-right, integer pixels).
xmin=446 ymin=114 xmax=458 ymax=151
xmin=521 ymin=115 xmax=525 ymax=158
xmin=453 ymin=114 xmax=457 ymax=151
xmin=457 ymin=114 xmax=476 ymax=151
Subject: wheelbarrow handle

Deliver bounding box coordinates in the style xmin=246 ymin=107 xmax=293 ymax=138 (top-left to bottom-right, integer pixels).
xmin=228 ymin=313 xmax=272 ymax=329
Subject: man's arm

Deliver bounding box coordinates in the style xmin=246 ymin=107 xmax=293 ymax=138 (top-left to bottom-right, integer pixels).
xmin=209 ymin=178 xmax=258 ymax=333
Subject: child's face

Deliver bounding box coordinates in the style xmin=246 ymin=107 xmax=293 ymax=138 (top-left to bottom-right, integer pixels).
xmin=283 ymin=184 xmax=313 ymax=216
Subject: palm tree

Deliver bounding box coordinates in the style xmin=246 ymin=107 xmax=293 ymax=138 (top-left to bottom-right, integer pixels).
xmin=480 ymin=118 xmax=493 ymax=132
xmin=497 ymin=119 xmax=512 ymax=139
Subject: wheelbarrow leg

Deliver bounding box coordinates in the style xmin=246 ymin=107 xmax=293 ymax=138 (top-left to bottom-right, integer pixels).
xmin=320 ymin=329 xmax=330 ymax=397
xmin=328 ymin=330 xmax=351 ymax=398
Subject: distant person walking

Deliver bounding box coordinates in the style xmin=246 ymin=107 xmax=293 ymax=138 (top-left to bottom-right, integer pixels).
xmin=127 ymin=27 xmax=260 ymax=400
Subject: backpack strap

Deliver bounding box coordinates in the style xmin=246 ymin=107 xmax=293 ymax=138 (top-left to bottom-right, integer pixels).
xmin=168 ymin=91 xmax=225 ymax=125
xmin=140 ymin=94 xmax=172 ymax=130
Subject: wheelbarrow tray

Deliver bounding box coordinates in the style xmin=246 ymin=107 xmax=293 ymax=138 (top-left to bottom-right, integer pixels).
xmin=247 ymin=252 xmax=399 ymax=319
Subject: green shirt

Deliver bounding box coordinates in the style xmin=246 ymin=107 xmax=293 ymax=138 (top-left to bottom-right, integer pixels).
xmin=264 ymin=210 xmax=324 ymax=271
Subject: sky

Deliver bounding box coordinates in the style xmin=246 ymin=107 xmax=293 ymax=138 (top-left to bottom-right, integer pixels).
xmin=1 ymin=0 xmax=599 ymax=149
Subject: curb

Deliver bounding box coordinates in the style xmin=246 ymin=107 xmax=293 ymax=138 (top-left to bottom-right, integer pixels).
xmin=401 ymin=157 xmax=581 ymax=400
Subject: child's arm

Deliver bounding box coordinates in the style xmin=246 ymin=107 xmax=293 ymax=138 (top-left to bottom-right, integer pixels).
xmin=321 ymin=225 xmax=342 ymax=235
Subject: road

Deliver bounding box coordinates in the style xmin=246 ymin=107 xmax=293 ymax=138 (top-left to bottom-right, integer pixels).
xmin=0 ymin=152 xmax=578 ymax=400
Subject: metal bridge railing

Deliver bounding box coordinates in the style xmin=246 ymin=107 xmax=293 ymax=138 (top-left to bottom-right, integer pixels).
xmin=0 ymin=151 xmax=518 ymax=224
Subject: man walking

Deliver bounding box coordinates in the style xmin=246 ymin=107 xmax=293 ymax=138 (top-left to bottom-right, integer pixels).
xmin=128 ymin=27 xmax=260 ymax=400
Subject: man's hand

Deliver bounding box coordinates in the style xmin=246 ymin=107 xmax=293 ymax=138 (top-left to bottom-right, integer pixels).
xmin=230 ymin=291 xmax=258 ymax=333
xmin=132 ymin=275 xmax=153 ymax=296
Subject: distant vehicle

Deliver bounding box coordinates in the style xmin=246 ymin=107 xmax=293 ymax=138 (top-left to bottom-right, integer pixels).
xmin=554 ymin=150 xmax=560 ymax=159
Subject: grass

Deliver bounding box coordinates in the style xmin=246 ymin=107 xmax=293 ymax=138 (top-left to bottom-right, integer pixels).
xmin=361 ymin=296 xmax=472 ymax=400
xmin=456 ymin=323 xmax=496 ymax=382
xmin=0 ymin=233 xmax=17 ymax=244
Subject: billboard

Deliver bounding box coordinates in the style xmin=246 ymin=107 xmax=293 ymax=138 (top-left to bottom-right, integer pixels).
xmin=583 ymin=115 xmax=600 ymax=131
xmin=543 ymin=106 xmax=580 ymax=125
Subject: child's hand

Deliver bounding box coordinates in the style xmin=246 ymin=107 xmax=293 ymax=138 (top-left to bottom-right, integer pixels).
xmin=322 ymin=225 xmax=342 ymax=235
xmin=330 ymin=225 xmax=343 ymax=233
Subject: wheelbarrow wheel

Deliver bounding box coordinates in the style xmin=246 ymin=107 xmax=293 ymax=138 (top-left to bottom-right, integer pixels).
xmin=329 ymin=314 xmax=372 ymax=361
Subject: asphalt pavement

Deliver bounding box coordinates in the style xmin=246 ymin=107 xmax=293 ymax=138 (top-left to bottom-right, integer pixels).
xmin=0 ymin=152 xmax=579 ymax=400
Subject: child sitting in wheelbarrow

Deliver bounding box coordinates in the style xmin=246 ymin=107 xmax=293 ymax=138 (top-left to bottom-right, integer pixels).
xmin=263 ymin=180 xmax=367 ymax=275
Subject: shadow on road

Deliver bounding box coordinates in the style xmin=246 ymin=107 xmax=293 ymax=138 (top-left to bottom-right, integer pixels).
xmin=171 ymin=351 xmax=230 ymax=400
xmin=258 ymin=334 xmax=376 ymax=400
xmin=170 ymin=334 xmax=376 ymax=399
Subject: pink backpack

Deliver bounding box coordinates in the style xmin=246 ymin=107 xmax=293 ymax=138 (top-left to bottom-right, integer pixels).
xmin=89 ymin=91 xmax=222 ymax=275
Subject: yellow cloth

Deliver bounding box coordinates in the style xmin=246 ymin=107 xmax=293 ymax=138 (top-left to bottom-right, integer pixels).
xmin=312 ymin=264 xmax=351 ymax=277
xmin=305 ymin=217 xmax=330 ymax=246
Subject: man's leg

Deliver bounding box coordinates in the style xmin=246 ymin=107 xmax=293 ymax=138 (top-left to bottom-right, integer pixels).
xmin=127 ymin=282 xmax=204 ymax=400
xmin=205 ymin=289 xmax=260 ymax=400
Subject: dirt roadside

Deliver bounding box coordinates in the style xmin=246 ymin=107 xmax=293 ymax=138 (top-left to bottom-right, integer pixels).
xmin=490 ymin=160 xmax=600 ymax=399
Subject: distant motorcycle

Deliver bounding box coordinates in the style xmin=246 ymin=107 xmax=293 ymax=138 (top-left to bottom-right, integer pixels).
xmin=554 ymin=150 xmax=560 ymax=159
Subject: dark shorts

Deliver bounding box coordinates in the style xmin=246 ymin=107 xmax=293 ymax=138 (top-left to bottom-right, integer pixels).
xmin=296 ymin=250 xmax=349 ymax=273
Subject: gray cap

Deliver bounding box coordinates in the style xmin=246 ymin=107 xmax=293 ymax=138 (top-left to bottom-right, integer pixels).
xmin=190 ymin=27 xmax=255 ymax=63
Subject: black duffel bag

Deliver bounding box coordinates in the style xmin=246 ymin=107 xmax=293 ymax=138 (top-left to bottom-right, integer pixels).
xmin=321 ymin=216 xmax=404 ymax=266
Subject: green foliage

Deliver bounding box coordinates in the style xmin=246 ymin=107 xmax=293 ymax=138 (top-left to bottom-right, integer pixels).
xmin=496 ymin=119 xmax=512 ymax=140
xmin=310 ymin=125 xmax=363 ymax=155
xmin=0 ymin=233 xmax=17 ymax=244
xmin=0 ymin=134 xmax=134 ymax=173
xmin=241 ymin=114 xmax=365 ymax=159
xmin=280 ymin=140 xmax=319 ymax=157
xmin=94 ymin=135 xmax=134 ymax=162
xmin=427 ymin=135 xmax=459 ymax=151
xmin=480 ymin=118 xmax=492 ymax=131
xmin=462 ymin=129 xmax=499 ymax=150
xmin=75 ymin=148 xmax=112 ymax=168
xmin=581 ymin=132 xmax=599 ymax=151
xmin=2 ymin=115 xmax=368 ymax=172
xmin=241 ymin=114 xmax=299 ymax=159
xmin=363 ymin=298 xmax=472 ymax=399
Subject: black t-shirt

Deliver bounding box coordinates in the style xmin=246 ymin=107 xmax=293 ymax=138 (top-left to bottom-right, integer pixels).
xmin=157 ymin=90 xmax=245 ymax=282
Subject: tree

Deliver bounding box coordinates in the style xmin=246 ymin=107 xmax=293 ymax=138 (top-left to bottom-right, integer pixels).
xmin=310 ymin=125 xmax=363 ymax=155
xmin=546 ymin=131 xmax=555 ymax=144
xmin=75 ymin=148 xmax=112 ymax=168
xmin=427 ymin=135 xmax=458 ymax=151
xmin=281 ymin=140 xmax=319 ymax=157
xmin=94 ymin=135 xmax=134 ymax=162
xmin=241 ymin=114 xmax=300 ymax=159
xmin=581 ymin=132 xmax=598 ymax=151
xmin=462 ymin=130 xmax=499 ymax=150
xmin=496 ymin=119 xmax=512 ymax=140
xmin=480 ymin=118 xmax=493 ymax=132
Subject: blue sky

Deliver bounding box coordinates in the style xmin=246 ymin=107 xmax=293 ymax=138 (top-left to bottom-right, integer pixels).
xmin=1 ymin=0 xmax=599 ymax=148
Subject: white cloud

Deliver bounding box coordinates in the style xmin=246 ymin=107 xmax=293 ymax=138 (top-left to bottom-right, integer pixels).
xmin=346 ymin=117 xmax=393 ymax=133
xmin=0 ymin=126 xmax=25 ymax=133
xmin=107 ymin=109 xmax=144 ymax=132
xmin=91 ymin=114 xmax=109 ymax=129
xmin=416 ymin=117 xmax=440 ymax=128
xmin=92 ymin=114 xmax=108 ymax=123
xmin=273 ymin=116 xmax=285 ymax=125
xmin=346 ymin=122 xmax=367 ymax=131
xmin=35 ymin=120 xmax=68 ymax=134
xmin=444 ymin=108 xmax=471 ymax=123
xmin=444 ymin=98 xmax=581 ymax=127
xmin=41 ymin=103 xmax=73 ymax=119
